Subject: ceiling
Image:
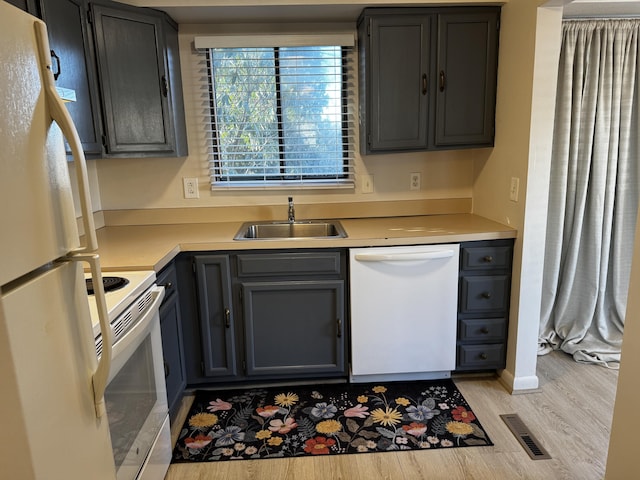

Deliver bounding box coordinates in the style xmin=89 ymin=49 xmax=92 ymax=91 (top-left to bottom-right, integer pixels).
xmin=121 ymin=1 xmax=503 ymax=24
xmin=564 ymin=0 xmax=640 ymax=17
xmin=120 ymin=1 xmax=640 ymax=24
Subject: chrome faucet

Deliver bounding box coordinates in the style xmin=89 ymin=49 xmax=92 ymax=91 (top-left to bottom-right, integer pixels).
xmin=288 ymin=196 xmax=295 ymax=224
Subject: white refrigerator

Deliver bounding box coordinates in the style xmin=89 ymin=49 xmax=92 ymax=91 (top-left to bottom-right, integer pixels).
xmin=0 ymin=3 xmax=117 ymax=479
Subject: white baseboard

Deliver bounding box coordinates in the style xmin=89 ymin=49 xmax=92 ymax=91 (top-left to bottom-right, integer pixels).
xmin=498 ymin=369 xmax=540 ymax=394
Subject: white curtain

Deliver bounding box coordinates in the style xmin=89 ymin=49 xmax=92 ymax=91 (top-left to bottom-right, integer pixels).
xmin=539 ymin=19 xmax=640 ymax=367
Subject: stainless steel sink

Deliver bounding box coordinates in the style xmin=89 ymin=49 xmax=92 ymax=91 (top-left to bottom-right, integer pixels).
xmin=234 ymin=220 xmax=347 ymax=240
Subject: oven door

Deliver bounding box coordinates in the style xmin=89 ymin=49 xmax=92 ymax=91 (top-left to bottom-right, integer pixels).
xmin=104 ymin=285 xmax=169 ymax=480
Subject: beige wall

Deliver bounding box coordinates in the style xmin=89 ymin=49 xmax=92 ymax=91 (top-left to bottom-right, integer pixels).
xmin=606 ymin=189 xmax=640 ymax=478
xmin=84 ymin=0 xmax=563 ymax=393
xmin=474 ymin=0 xmax=563 ymax=391
xmin=93 ymin=21 xmax=484 ymax=215
xmin=87 ymin=1 xmax=548 ymax=391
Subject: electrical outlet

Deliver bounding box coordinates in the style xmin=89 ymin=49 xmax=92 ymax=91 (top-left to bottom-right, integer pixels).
xmin=183 ymin=177 xmax=199 ymax=199
xmin=362 ymin=174 xmax=374 ymax=194
xmin=510 ymin=177 xmax=520 ymax=202
xmin=410 ymin=172 xmax=421 ymax=191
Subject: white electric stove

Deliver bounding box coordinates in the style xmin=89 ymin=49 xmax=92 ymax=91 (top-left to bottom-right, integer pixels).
xmin=85 ymin=269 xmax=171 ymax=480
xmin=85 ymin=270 xmax=156 ymax=337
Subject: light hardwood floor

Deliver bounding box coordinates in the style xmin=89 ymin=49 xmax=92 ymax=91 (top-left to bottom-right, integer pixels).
xmin=166 ymin=351 xmax=618 ymax=480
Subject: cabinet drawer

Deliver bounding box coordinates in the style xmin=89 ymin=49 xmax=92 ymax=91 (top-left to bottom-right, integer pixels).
xmin=461 ymin=245 xmax=512 ymax=271
xmin=459 ymin=318 xmax=506 ymax=343
xmin=237 ymin=252 xmax=342 ymax=277
xmin=457 ymin=344 xmax=505 ymax=370
xmin=156 ymin=264 xmax=178 ymax=303
xmin=460 ymin=275 xmax=509 ymax=313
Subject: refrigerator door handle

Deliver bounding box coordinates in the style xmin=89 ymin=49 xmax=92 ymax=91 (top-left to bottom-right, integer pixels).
xmin=74 ymin=254 xmax=112 ymax=418
xmin=33 ymin=21 xmax=98 ymax=254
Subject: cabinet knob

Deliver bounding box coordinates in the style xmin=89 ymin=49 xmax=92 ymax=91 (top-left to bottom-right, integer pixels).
xmin=483 ymin=255 xmax=494 ymax=263
xmin=422 ymin=73 xmax=428 ymax=95
xmin=439 ymin=70 xmax=446 ymax=92
xmin=480 ymin=327 xmax=490 ymax=334
xmin=164 ymin=360 xmax=170 ymax=378
xmin=337 ymin=318 xmax=342 ymax=338
xmin=479 ymin=352 xmax=488 ymax=360
xmin=224 ymin=308 xmax=231 ymax=328
xmin=481 ymin=292 xmax=492 ymax=299
xmin=161 ymin=281 xmax=173 ymax=291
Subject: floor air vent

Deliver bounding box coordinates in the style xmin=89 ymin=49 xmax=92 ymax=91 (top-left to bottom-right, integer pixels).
xmin=500 ymin=413 xmax=552 ymax=460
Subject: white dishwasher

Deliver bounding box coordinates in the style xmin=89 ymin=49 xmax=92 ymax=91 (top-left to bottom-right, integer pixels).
xmin=349 ymin=244 xmax=460 ymax=382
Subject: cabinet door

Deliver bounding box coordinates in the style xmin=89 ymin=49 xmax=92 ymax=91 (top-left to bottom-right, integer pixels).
xmin=39 ymin=0 xmax=103 ymax=156
xmin=7 ymin=0 xmax=39 ymax=14
xmin=435 ymin=11 xmax=499 ymax=147
xmin=365 ymin=15 xmax=430 ymax=153
xmin=159 ymin=293 xmax=186 ymax=418
xmin=242 ymin=280 xmax=346 ymax=377
xmin=91 ymin=4 xmax=174 ymax=155
xmin=194 ymin=255 xmax=237 ymax=378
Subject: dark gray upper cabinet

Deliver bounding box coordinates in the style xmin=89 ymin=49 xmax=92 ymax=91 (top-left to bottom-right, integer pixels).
xmin=39 ymin=0 xmax=103 ymax=156
xmin=6 ymin=0 xmax=39 ymax=15
xmin=435 ymin=11 xmax=499 ymax=147
xmin=358 ymin=7 xmax=500 ymax=154
xmin=361 ymin=15 xmax=431 ymax=152
xmin=91 ymin=4 xmax=175 ymax=155
xmin=34 ymin=0 xmax=187 ymax=158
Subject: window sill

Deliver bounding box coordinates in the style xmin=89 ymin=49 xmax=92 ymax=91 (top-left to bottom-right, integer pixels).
xmin=211 ymin=180 xmax=355 ymax=191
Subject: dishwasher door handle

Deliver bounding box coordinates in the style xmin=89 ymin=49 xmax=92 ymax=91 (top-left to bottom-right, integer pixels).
xmin=354 ymin=249 xmax=456 ymax=262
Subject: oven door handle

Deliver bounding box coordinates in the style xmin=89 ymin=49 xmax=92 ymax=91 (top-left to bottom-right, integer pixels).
xmin=108 ymin=285 xmax=166 ymax=383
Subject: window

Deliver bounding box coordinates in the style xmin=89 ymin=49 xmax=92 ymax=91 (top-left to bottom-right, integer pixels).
xmin=194 ymin=35 xmax=356 ymax=188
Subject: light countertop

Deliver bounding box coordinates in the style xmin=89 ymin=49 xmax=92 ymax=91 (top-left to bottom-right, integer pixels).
xmin=95 ymin=214 xmax=517 ymax=272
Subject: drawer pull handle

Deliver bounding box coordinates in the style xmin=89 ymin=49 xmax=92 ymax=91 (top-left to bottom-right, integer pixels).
xmin=480 ymin=352 xmax=488 ymax=360
xmin=483 ymin=256 xmax=494 ymax=263
xmin=481 ymin=292 xmax=492 ymax=299
xmin=164 ymin=361 xmax=170 ymax=378
xmin=480 ymin=327 xmax=490 ymax=334
xmin=224 ymin=308 xmax=231 ymax=328
xmin=337 ymin=318 xmax=342 ymax=338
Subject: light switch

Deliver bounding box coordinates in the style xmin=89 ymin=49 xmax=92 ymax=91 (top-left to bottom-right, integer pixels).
xmin=510 ymin=177 xmax=520 ymax=202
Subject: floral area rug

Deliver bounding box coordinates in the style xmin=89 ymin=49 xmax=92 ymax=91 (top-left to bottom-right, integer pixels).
xmin=172 ymin=379 xmax=492 ymax=463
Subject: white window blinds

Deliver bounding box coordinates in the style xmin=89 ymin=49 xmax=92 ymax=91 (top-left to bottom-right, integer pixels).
xmin=193 ymin=34 xmax=356 ymax=189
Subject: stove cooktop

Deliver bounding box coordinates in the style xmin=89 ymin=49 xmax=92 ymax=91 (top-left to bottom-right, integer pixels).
xmin=85 ymin=276 xmax=129 ymax=295
xmin=85 ymin=270 xmax=156 ymax=337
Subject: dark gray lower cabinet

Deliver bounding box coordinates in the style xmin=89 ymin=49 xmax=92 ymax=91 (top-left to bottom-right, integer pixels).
xmin=242 ymin=280 xmax=345 ymax=377
xmin=456 ymin=239 xmax=513 ymax=371
xmin=157 ymin=262 xmax=186 ymax=419
xmin=194 ymin=255 xmax=237 ymax=378
xmin=184 ymin=250 xmax=347 ymax=385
